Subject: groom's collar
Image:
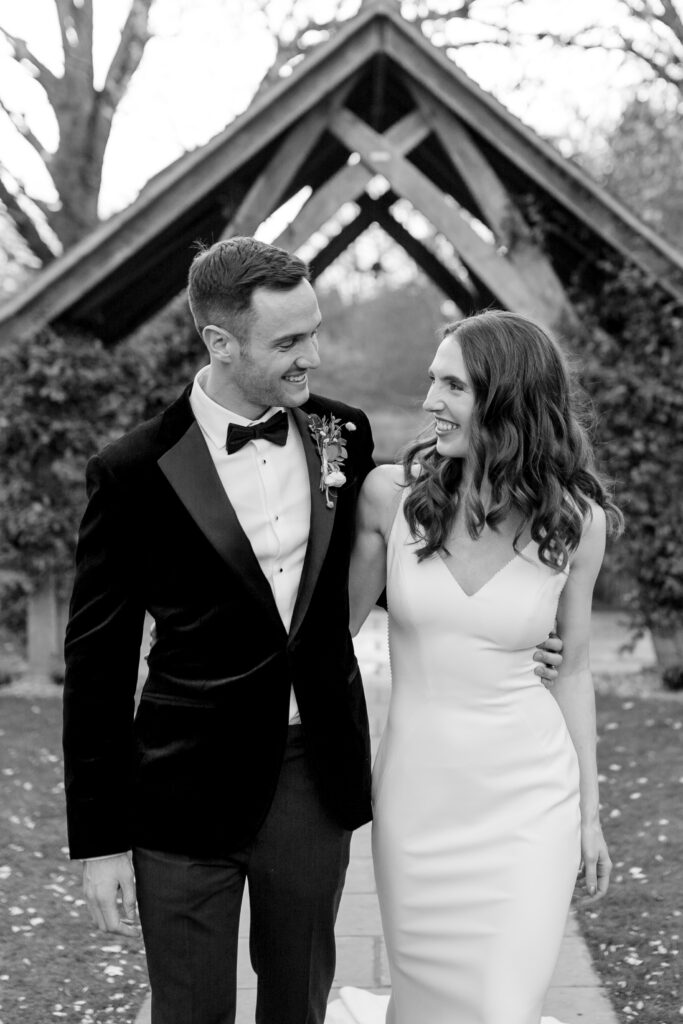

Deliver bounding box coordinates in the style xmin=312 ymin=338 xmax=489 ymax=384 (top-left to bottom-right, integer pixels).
xmin=189 ymin=366 xmax=283 ymax=450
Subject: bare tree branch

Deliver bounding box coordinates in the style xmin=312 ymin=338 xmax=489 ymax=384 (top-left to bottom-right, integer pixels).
xmin=58 ymin=0 xmax=95 ymax=93
xmin=618 ymin=0 xmax=683 ymax=39
xmin=0 ymin=169 xmax=57 ymax=265
xmin=101 ymin=0 xmax=154 ymax=107
xmin=651 ymin=0 xmax=683 ymax=46
xmin=0 ymin=0 xmax=681 ymax=266
xmin=0 ymin=98 xmax=51 ymax=163
xmin=0 ymin=26 xmax=59 ymax=92
xmin=534 ymin=30 xmax=683 ymax=89
xmin=0 ymin=0 xmax=156 ymax=258
xmin=24 ymin=194 xmax=55 ymax=219
xmin=74 ymin=0 xmax=154 ymax=198
xmin=53 ymin=0 xmax=79 ymax=59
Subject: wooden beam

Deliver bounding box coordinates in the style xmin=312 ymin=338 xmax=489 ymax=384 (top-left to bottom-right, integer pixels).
xmin=409 ymin=84 xmax=512 ymax=243
xmin=310 ymin=189 xmax=480 ymax=315
xmin=329 ymin=107 xmax=555 ymax=325
xmin=221 ymin=112 xmax=331 ymax=239
xmin=221 ymin=78 xmax=359 ymax=240
xmin=381 ymin=18 xmax=683 ymax=301
xmin=369 ymin=52 xmax=388 ymax=132
xmin=309 ymin=206 xmax=375 ymax=280
xmin=309 ymin=189 xmax=480 ymax=314
xmin=408 ymin=82 xmax=580 ymax=333
xmin=274 ymin=108 xmax=429 ymax=254
xmin=371 ymin=202 xmax=479 ymax=313
xmin=0 ymin=14 xmax=383 ymax=344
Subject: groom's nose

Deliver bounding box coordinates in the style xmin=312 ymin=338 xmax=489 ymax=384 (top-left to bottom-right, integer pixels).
xmin=296 ymin=338 xmax=321 ymax=369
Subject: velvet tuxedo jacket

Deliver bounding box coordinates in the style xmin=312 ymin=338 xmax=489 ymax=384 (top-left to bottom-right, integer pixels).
xmin=63 ymin=388 xmax=376 ymax=860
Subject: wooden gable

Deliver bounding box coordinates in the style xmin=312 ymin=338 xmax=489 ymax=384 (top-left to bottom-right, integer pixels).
xmin=1 ymin=0 xmax=682 ymax=345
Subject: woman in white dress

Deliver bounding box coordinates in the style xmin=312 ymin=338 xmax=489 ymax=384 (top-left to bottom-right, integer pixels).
xmin=346 ymin=311 xmax=623 ymax=1024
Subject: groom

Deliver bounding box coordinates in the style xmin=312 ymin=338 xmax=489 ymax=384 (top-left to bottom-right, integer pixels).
xmin=63 ymin=237 xmax=376 ymax=1024
xmin=63 ymin=236 xmax=561 ymax=1024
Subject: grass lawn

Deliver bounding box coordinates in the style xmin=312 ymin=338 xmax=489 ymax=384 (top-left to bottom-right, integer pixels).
xmin=574 ymin=682 xmax=682 ymax=1024
xmin=1 ymin=683 xmax=681 ymax=1024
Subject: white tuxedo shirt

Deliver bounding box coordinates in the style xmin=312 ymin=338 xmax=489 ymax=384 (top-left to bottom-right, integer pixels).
xmin=190 ymin=366 xmax=311 ymax=723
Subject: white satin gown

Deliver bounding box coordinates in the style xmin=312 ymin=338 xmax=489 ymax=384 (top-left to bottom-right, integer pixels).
xmin=330 ymin=502 xmax=581 ymax=1024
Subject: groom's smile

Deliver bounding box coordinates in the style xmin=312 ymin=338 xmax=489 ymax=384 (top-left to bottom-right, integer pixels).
xmin=216 ymin=278 xmax=322 ymax=419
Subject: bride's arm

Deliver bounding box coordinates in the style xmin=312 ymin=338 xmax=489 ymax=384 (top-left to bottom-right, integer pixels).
xmin=552 ymin=502 xmax=611 ymax=900
xmin=349 ymin=465 xmax=403 ymax=636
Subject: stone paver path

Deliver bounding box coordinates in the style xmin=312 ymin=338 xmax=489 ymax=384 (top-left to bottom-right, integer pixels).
xmin=136 ymin=608 xmax=632 ymax=1024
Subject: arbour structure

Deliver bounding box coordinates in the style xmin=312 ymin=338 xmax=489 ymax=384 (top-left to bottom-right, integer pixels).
xmin=1 ymin=0 xmax=683 ymax=345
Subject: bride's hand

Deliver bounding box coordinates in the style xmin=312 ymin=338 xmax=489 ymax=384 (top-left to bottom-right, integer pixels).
xmin=580 ymin=819 xmax=611 ymax=901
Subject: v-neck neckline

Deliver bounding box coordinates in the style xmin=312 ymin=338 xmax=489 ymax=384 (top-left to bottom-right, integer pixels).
xmin=436 ymin=538 xmax=535 ymax=599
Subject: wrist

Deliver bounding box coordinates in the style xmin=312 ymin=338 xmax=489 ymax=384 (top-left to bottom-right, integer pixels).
xmin=82 ymin=851 xmax=131 ymax=864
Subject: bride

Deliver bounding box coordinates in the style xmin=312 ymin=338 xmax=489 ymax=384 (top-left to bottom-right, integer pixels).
xmin=332 ymin=310 xmax=622 ymax=1024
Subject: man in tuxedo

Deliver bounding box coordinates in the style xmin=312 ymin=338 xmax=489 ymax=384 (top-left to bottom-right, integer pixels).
xmin=64 ymin=237 xmax=377 ymax=1024
xmin=63 ymin=236 xmax=562 ymax=1024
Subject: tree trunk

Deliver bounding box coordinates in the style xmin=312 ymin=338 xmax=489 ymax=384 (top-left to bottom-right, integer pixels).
xmin=25 ymin=573 xmax=62 ymax=688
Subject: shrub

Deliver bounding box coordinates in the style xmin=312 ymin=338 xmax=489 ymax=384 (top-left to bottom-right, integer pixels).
xmin=574 ymin=262 xmax=683 ymax=662
xmin=123 ymin=291 xmax=204 ymax=418
xmin=0 ymin=574 xmax=29 ymax=644
xmin=0 ymin=326 xmax=144 ymax=582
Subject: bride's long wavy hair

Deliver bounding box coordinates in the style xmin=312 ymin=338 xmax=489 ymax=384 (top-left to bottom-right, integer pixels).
xmin=402 ymin=310 xmax=623 ymax=569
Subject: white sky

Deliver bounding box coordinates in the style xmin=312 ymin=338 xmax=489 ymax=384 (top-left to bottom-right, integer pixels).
xmin=0 ymin=0 xmax=656 ymax=220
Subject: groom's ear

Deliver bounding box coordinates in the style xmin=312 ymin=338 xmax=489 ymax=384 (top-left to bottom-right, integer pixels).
xmin=202 ymin=324 xmax=239 ymax=364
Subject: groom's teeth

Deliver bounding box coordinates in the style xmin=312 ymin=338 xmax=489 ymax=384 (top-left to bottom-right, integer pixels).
xmin=285 ymin=374 xmax=306 ymax=382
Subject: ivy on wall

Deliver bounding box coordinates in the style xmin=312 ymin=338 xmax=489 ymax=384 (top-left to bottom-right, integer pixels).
xmin=0 ymin=303 xmax=202 ymax=592
xmin=1 ymin=267 xmax=681 ymax=675
xmin=0 ymin=328 xmax=143 ymax=583
xmin=575 ymin=262 xmax=683 ymax=645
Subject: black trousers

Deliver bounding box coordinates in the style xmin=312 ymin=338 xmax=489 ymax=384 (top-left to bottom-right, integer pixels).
xmin=133 ymin=726 xmax=352 ymax=1024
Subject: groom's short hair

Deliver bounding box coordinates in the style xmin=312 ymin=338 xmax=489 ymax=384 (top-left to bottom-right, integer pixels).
xmin=187 ymin=236 xmax=310 ymax=343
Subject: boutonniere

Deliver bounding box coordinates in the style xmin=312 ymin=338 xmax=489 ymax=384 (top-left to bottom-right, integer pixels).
xmin=307 ymin=414 xmax=357 ymax=509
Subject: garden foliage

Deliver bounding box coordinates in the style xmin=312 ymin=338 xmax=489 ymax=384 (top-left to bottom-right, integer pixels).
xmin=575 ymin=262 xmax=683 ymax=656
xmin=0 ymin=267 xmax=681 ymax=671
xmin=0 ymin=303 xmax=203 ymax=593
xmin=0 ymin=327 xmax=143 ymax=583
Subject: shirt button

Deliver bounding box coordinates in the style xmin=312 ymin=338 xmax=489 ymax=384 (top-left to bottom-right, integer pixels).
xmin=262 ymin=459 xmax=267 ymax=465
xmin=275 ymin=515 xmax=280 ymax=521
xmin=279 ymin=568 xmax=284 ymax=573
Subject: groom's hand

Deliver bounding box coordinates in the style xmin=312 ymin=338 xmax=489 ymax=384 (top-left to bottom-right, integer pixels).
xmin=533 ymin=631 xmax=563 ymax=683
xmin=82 ymin=853 xmax=140 ymax=937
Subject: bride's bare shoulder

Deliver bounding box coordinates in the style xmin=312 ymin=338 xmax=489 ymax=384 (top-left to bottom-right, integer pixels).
xmin=366 ymin=463 xmax=404 ymax=490
xmin=359 ymin=464 xmax=406 ymax=532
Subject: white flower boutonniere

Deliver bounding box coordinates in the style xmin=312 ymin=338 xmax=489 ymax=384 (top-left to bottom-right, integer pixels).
xmin=307 ymin=414 xmax=356 ymax=508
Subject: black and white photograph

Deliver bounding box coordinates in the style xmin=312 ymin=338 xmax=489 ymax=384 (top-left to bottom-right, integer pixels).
xmin=0 ymin=2 xmax=681 ymax=1023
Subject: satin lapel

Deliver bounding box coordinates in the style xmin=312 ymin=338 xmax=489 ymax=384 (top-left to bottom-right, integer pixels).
xmin=288 ymin=407 xmax=337 ymax=640
xmin=158 ymin=420 xmax=285 ymax=636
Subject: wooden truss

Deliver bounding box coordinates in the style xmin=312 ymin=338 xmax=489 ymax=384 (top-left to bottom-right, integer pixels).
xmin=1 ymin=0 xmax=681 ymax=345
xmin=224 ymin=83 xmax=579 ymax=334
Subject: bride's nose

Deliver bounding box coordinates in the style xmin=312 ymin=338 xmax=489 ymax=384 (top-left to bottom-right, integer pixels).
xmin=423 ymin=384 xmax=441 ymax=413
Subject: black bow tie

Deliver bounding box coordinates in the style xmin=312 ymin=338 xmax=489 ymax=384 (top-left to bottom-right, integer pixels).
xmin=226 ymin=409 xmax=289 ymax=455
